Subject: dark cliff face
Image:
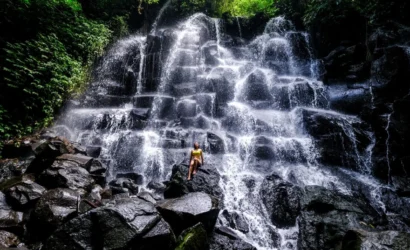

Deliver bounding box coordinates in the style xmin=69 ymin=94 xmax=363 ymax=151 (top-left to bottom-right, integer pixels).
xmin=319 ymin=21 xmax=410 ymax=189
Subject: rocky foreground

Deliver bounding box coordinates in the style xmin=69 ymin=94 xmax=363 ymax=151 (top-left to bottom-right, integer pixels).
xmin=0 ymin=133 xmax=253 ymax=250
xmin=0 ymin=132 xmax=410 ymax=250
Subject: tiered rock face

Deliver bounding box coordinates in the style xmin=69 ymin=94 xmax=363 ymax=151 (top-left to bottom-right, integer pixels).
xmin=323 ymin=26 xmax=410 ymax=189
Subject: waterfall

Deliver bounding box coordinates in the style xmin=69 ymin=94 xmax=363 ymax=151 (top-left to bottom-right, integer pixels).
xmin=54 ymin=14 xmax=382 ymax=250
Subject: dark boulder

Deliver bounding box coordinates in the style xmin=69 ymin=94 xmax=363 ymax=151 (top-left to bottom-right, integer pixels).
xmin=132 ymin=219 xmax=176 ymax=250
xmin=174 ymin=223 xmax=208 ymax=250
xmin=0 ymin=230 xmax=20 ymax=247
xmin=55 ymin=154 xmax=93 ymax=170
xmin=0 ymin=192 xmax=24 ymax=234
xmin=260 ymin=174 xmax=303 ymax=228
xmin=240 ymin=70 xmax=273 ymax=105
xmin=0 ymin=159 xmax=30 ymax=183
xmin=38 ymin=160 xmax=95 ymax=192
xmin=115 ymin=173 xmax=143 ymax=185
xmin=137 ymin=192 xmax=157 ymax=204
xmin=147 ymin=181 xmax=166 ymax=196
xmin=79 ymin=185 xmax=103 ymax=214
xmin=88 ymin=159 xmax=107 ymax=186
xmin=341 ymin=230 xmax=410 ymax=250
xmin=297 ymin=186 xmax=383 ymax=250
xmin=221 ymin=210 xmax=249 ymax=233
xmin=44 ymin=198 xmax=172 ymax=250
xmin=4 ymin=177 xmax=46 ymax=209
xmin=297 ymin=108 xmax=372 ymax=171
xmin=42 ymin=212 xmax=94 ymax=250
xmin=157 ymin=192 xmax=220 ymax=236
xmin=91 ymin=199 xmax=160 ymax=249
xmin=30 ymin=188 xmax=80 ymax=240
xmin=322 ymin=44 xmax=369 ymax=83
xmin=85 ymin=146 xmax=101 ymax=158
xmin=109 ymin=177 xmax=139 ymax=195
xmin=209 ymin=226 xmax=256 ymax=250
xmin=164 ymin=164 xmax=223 ymax=201
xmin=206 ymin=132 xmax=225 ymax=154
xmin=327 ymin=84 xmax=372 ymax=116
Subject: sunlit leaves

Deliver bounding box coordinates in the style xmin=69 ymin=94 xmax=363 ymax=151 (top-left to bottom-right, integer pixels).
xmin=217 ymin=0 xmax=277 ymax=17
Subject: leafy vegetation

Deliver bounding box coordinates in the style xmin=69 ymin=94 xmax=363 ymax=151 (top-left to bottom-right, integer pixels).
xmin=0 ymin=0 xmax=159 ymax=142
xmin=216 ymin=0 xmax=277 ymax=17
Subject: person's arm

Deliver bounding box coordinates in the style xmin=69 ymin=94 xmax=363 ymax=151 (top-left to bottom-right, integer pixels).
xmin=201 ymin=150 xmax=204 ymax=166
xmin=189 ymin=150 xmax=193 ymax=164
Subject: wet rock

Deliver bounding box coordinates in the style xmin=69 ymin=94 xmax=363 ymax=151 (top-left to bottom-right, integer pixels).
xmin=327 ymin=84 xmax=372 ymax=115
xmin=0 ymin=159 xmax=30 ymax=183
xmin=297 ymin=186 xmax=383 ymax=250
xmin=30 ymin=188 xmax=80 ymax=239
xmin=92 ymin=198 xmax=161 ymax=249
xmin=177 ymin=99 xmax=198 ymax=118
xmin=341 ymin=230 xmax=410 ymax=250
xmin=240 ymin=70 xmax=273 ymax=104
xmin=79 ymin=186 xmax=103 ymax=214
xmin=0 ymin=230 xmax=20 ymax=247
xmin=56 ymin=154 xmax=93 ymax=170
xmin=174 ymin=223 xmax=208 ymax=250
xmin=137 ymin=192 xmax=157 ymax=204
xmin=88 ymin=160 xmax=107 ymax=175
xmin=147 ymin=181 xmax=166 ymax=195
xmin=4 ymin=178 xmax=46 ymax=208
xmin=260 ymin=174 xmax=303 ymax=228
xmin=206 ymin=72 xmax=236 ymax=106
xmin=297 ymin=108 xmax=372 ymax=171
xmin=221 ymin=210 xmax=249 ymax=233
xmin=130 ymin=108 xmax=150 ymax=122
xmin=323 ymin=44 xmax=368 ymax=83
xmin=157 ymin=192 xmax=220 ymax=235
xmin=209 ymin=226 xmax=256 ymax=250
xmin=109 ymin=178 xmax=139 ymax=195
xmin=71 ymin=143 xmax=87 ymax=156
xmin=42 ymin=212 xmax=94 ymax=250
xmin=40 ymin=130 xmax=57 ymax=140
xmin=32 ymin=140 xmax=61 ymax=158
xmin=0 ymin=208 xmax=24 ymax=235
xmin=133 ymin=219 xmax=176 ymax=250
xmin=38 ymin=160 xmax=95 ymax=192
xmin=164 ymin=164 xmax=223 ymax=201
xmin=85 ymin=146 xmax=101 ymax=158
xmin=206 ymin=132 xmax=225 ymax=154
xmin=115 ymin=173 xmax=143 ymax=185
xmin=379 ymin=188 xmax=410 ymax=228
xmin=88 ymin=159 xmax=107 ymax=186
xmin=369 ymin=45 xmax=410 ymax=184
xmin=44 ymin=197 xmax=166 ymax=250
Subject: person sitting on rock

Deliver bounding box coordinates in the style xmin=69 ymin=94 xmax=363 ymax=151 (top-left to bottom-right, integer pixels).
xmin=187 ymin=142 xmax=204 ymax=181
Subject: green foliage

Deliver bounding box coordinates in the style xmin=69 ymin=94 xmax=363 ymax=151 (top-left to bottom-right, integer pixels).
xmin=2 ymin=34 xmax=87 ymax=134
xmin=216 ymin=0 xmax=277 ymax=17
xmin=0 ymin=0 xmax=112 ymax=141
xmin=275 ymin=0 xmax=410 ymax=27
xmin=179 ymin=0 xmax=207 ymax=13
xmin=303 ymin=0 xmax=363 ymax=26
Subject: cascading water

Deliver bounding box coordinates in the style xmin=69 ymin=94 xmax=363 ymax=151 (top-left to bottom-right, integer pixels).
xmin=54 ymin=11 xmax=385 ymax=250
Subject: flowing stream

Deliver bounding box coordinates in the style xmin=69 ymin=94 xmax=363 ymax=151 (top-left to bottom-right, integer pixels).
xmin=54 ymin=13 xmax=385 ymax=250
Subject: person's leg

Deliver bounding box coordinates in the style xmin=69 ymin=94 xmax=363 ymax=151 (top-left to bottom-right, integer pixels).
xmin=193 ymin=159 xmax=198 ymax=175
xmin=188 ymin=160 xmax=194 ymax=180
